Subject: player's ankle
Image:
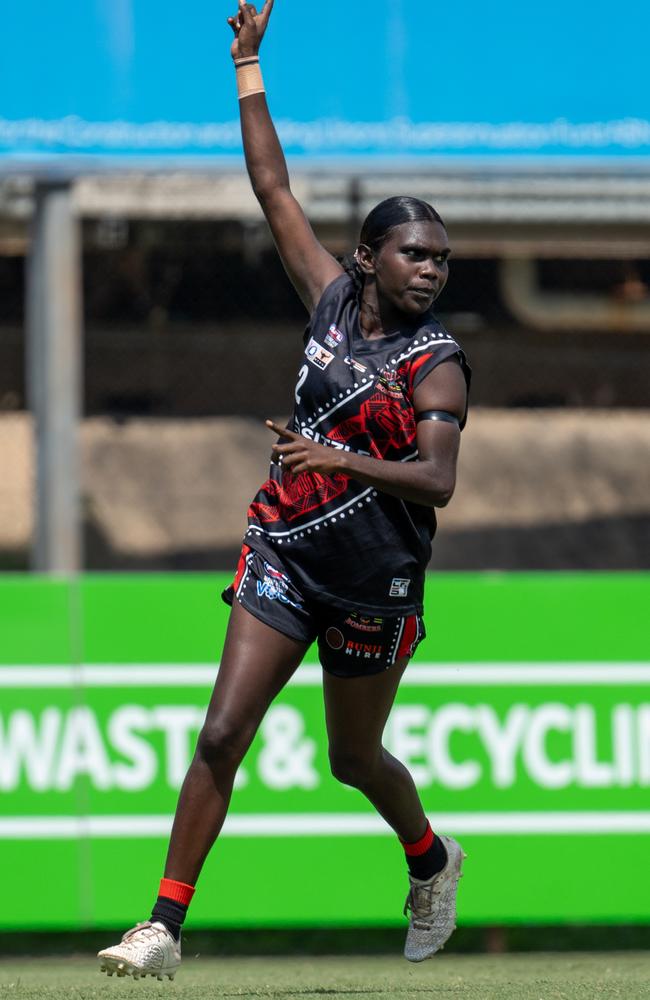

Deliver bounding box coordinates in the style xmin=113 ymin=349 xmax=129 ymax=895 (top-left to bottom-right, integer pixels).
xmin=150 ymin=877 xmax=196 ymax=941
xmin=401 ymin=821 xmax=448 ymax=881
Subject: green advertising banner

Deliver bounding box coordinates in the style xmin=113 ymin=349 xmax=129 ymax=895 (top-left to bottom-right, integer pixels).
xmin=0 ymin=573 xmax=648 ymax=929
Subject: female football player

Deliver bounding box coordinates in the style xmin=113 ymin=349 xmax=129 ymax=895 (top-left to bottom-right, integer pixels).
xmin=98 ymin=0 xmax=470 ymax=979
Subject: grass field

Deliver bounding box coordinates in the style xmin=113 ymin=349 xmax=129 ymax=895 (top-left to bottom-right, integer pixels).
xmin=1 ymin=954 xmax=649 ymax=1000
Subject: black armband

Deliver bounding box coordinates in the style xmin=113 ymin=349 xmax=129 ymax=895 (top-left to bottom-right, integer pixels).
xmin=415 ymin=409 xmax=460 ymax=427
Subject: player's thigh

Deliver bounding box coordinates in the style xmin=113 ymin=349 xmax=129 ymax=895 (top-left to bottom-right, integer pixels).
xmin=203 ymin=599 xmax=310 ymax=743
xmin=323 ymin=657 xmax=409 ymax=758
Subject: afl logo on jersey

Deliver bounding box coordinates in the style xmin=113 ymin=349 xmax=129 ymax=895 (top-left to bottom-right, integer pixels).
xmin=324 ymin=324 xmax=344 ymax=350
xmin=305 ymin=336 xmax=335 ymax=370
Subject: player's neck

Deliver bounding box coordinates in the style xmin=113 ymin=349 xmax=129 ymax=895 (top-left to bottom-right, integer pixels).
xmin=359 ymin=287 xmax=412 ymax=340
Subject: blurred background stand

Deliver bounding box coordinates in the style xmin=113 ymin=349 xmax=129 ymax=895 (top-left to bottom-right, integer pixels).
xmin=26 ymin=179 xmax=82 ymax=573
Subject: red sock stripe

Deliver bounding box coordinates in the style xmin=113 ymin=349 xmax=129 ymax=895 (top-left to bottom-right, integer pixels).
xmin=401 ymin=822 xmax=435 ymax=857
xmin=159 ymin=878 xmax=195 ymax=906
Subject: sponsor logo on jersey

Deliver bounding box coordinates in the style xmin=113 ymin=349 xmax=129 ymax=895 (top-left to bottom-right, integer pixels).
xmin=300 ymin=426 xmax=370 ymax=456
xmin=344 ymin=613 xmax=384 ymax=633
xmin=324 ymin=324 xmax=344 ymax=350
xmin=345 ymin=640 xmax=384 ymax=659
xmin=305 ymin=337 xmax=335 ymax=370
xmin=389 ymin=578 xmax=410 ymax=598
xmin=256 ymin=562 xmax=303 ymax=609
xmin=344 ymin=355 xmax=368 ymax=374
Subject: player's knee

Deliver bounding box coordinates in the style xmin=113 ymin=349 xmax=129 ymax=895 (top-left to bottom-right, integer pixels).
xmin=329 ymin=748 xmax=378 ymax=790
xmin=197 ymin=716 xmax=253 ymax=771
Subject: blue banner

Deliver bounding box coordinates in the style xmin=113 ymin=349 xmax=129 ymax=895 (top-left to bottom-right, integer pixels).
xmin=2 ymin=0 xmax=648 ymax=163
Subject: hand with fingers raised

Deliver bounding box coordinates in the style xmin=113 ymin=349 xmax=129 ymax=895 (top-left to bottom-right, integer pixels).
xmin=266 ymin=420 xmax=347 ymax=478
xmin=227 ymin=0 xmax=275 ymax=61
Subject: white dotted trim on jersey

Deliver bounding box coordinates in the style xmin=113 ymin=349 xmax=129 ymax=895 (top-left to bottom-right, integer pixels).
xmin=388 ymin=335 xmax=458 ymax=368
xmin=302 ymin=378 xmax=375 ymax=431
xmin=247 ymin=486 xmax=379 ymax=542
xmin=235 ymin=549 xmax=255 ymax=600
xmin=387 ymin=617 xmax=405 ymax=666
xmin=299 ymin=334 xmax=457 ymax=430
xmin=386 ymin=613 xmax=422 ymax=666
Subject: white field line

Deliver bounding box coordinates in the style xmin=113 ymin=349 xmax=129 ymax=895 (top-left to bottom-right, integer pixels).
xmin=0 ymin=663 xmax=649 ymax=688
xmin=2 ymin=812 xmax=650 ymax=839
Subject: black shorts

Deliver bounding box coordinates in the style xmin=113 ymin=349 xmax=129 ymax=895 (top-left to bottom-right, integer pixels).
xmin=222 ymin=545 xmax=425 ymax=679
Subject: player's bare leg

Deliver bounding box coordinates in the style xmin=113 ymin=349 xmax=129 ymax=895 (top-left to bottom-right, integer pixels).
xmin=323 ymin=663 xmax=465 ymax=961
xmin=98 ymin=601 xmax=309 ymax=979
xmin=164 ymin=599 xmax=308 ymax=882
xmin=323 ymin=659 xmax=426 ymax=839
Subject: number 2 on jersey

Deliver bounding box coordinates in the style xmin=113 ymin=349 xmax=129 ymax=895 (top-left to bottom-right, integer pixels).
xmin=295 ymin=364 xmax=308 ymax=405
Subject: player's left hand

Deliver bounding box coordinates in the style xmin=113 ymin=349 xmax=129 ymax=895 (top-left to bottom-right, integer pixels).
xmin=228 ymin=0 xmax=274 ymax=61
xmin=266 ymin=420 xmax=344 ymax=476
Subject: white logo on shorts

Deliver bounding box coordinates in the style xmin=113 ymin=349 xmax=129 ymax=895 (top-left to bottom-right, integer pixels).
xmin=389 ymin=578 xmax=410 ymax=598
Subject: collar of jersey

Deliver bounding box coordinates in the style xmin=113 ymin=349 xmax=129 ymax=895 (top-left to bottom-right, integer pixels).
xmin=351 ymin=317 xmax=440 ymax=355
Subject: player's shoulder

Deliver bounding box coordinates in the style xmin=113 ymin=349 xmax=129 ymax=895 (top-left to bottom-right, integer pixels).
xmin=401 ymin=315 xmax=472 ymax=398
xmin=416 ymin=314 xmax=462 ymax=350
xmin=402 ymin=313 xmax=466 ymax=367
xmin=303 ymin=272 xmax=356 ymax=345
xmin=314 ymin=271 xmax=356 ymax=315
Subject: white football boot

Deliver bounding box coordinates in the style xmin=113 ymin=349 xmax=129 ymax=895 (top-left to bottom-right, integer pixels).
xmin=403 ymin=835 xmax=466 ymax=962
xmin=98 ymin=920 xmax=181 ymax=980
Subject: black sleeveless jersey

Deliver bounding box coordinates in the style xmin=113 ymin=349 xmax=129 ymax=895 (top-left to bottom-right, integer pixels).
xmin=244 ymin=273 xmax=471 ymax=615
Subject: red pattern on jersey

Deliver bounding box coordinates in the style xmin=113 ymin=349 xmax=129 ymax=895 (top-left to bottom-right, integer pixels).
xmin=249 ymin=470 xmax=349 ymax=525
xmin=328 ymin=385 xmax=416 ymax=458
xmin=408 ymin=353 xmax=434 ymax=391
xmin=249 ymin=360 xmax=423 ymax=528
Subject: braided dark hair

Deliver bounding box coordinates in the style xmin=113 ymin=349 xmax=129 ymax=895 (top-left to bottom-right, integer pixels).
xmin=342 ymin=196 xmax=445 ymax=291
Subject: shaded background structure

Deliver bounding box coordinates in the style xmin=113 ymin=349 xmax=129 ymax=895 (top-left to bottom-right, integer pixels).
xmin=1 ymin=0 xmax=649 ymax=573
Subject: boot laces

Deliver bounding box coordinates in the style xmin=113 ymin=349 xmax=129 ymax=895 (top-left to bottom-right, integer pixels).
xmin=122 ymin=921 xmax=169 ymax=944
xmin=404 ymin=879 xmax=441 ymax=930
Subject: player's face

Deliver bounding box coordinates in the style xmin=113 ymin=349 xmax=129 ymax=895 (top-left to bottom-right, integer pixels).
xmin=372 ymin=221 xmax=450 ymax=317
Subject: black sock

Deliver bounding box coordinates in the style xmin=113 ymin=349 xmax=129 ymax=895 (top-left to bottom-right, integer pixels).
xmin=402 ymin=822 xmax=448 ymax=881
xmin=150 ymin=896 xmax=188 ymax=942
xmin=150 ymin=878 xmax=195 ymax=942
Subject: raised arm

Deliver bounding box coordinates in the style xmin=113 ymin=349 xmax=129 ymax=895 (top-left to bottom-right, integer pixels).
xmin=228 ymin=1 xmax=343 ymax=311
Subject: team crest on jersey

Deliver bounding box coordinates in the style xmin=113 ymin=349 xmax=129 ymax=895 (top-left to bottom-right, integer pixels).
xmin=305 ymin=336 xmax=335 ymax=370
xmin=377 ymin=368 xmax=405 ymax=398
xmin=324 ymin=324 xmax=344 ymax=350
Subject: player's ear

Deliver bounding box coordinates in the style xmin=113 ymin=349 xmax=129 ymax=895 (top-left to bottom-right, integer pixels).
xmin=355 ymin=244 xmax=375 ymax=276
